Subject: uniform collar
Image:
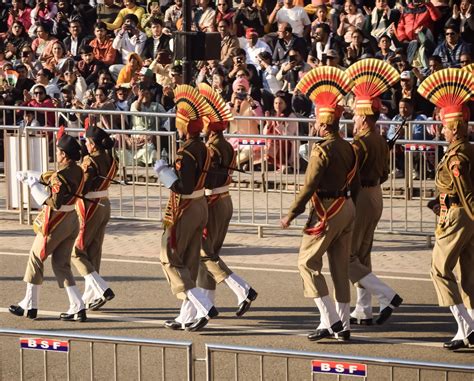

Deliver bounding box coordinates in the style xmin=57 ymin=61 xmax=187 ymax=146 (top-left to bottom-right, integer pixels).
xmin=448 ymin=138 xmax=467 ymax=152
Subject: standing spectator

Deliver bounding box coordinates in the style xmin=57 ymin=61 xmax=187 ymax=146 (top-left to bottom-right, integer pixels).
xmin=234 ymin=0 xmax=267 ymax=38
xmin=433 ymin=24 xmax=471 ymax=68
xmin=89 ymin=21 xmax=117 ymax=67
xmin=63 ymin=20 xmax=89 ymax=60
xmin=243 ymin=28 xmax=272 ymax=67
xmin=337 ymin=0 xmax=365 ymax=45
xmin=447 ymin=0 xmax=474 ymax=44
xmin=307 ymin=23 xmax=342 ymax=67
xmin=142 ymin=18 xmax=172 ymax=65
xmin=276 ymin=48 xmax=310 ymax=93
xmin=110 ymin=14 xmax=146 ymax=80
xmin=96 ymin=0 xmax=122 ymax=25
xmin=105 ymin=0 xmax=145 ymax=31
xmin=7 ymin=0 xmax=32 ymax=32
xmin=268 ymin=0 xmax=311 ymax=39
xmin=273 ymin=22 xmax=308 ymax=66
xmin=363 ymin=0 xmax=400 ymax=41
xmin=218 ymin=18 xmax=240 ymax=69
xmin=194 ymin=0 xmax=216 ymax=32
xmin=164 ymin=0 xmax=183 ymax=32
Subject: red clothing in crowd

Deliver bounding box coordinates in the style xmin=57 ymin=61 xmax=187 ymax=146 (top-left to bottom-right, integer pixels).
xmin=396 ymin=2 xmax=441 ymax=42
xmin=24 ymin=98 xmax=56 ymax=127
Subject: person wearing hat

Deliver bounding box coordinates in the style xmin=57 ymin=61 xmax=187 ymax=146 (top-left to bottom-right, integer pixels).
xmin=10 ymin=128 xmax=87 ymax=321
xmin=418 ymin=68 xmax=474 ymax=350
xmin=345 ymin=59 xmax=403 ymax=327
xmin=155 ymin=84 xmax=218 ymax=332
xmin=280 ymin=66 xmax=360 ymax=341
xmin=71 ymin=126 xmax=118 ymax=311
xmin=243 ymin=27 xmax=272 ymax=67
xmin=196 ymin=83 xmax=258 ymax=321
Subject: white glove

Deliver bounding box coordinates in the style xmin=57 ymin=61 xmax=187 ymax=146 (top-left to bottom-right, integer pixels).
xmin=16 ymin=171 xmax=28 ymax=183
xmin=27 ymin=175 xmax=39 ymax=188
xmin=153 ymin=159 xmax=168 ymax=175
xmin=158 ymin=166 xmax=178 ymax=189
xmin=30 ymin=182 xmax=49 ymax=205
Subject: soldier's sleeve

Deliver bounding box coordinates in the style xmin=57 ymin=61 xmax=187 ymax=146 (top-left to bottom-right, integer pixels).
xmin=449 ymin=153 xmax=474 ymax=220
xmin=286 ymin=145 xmax=328 ymax=222
xmin=80 ymin=155 xmax=98 ymax=194
xmin=169 ymin=150 xmax=197 ymax=195
xmin=351 ymin=139 xmax=366 ymax=169
xmin=380 ymin=140 xmax=390 ymax=184
xmin=44 ymin=172 xmax=70 ymax=210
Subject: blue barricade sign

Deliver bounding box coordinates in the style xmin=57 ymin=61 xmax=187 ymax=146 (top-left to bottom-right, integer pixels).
xmin=20 ymin=338 xmax=69 ymax=353
xmin=312 ymin=360 xmax=367 ymax=377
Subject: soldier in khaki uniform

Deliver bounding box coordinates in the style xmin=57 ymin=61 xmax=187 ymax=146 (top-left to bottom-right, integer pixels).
xmin=280 ymin=67 xmax=360 ymax=342
xmin=345 ymin=59 xmax=403 ymax=326
xmin=72 ymin=126 xmax=119 ymax=311
xmin=418 ymin=68 xmax=474 ymax=350
xmin=10 ymin=129 xmax=87 ymax=322
xmin=155 ymin=85 xmax=218 ymax=332
xmin=195 ymin=83 xmax=258 ymax=318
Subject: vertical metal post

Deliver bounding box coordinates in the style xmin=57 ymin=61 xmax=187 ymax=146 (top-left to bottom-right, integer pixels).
xmin=20 ymin=348 xmax=24 ymax=381
xmin=186 ymin=344 xmax=193 ymax=381
xmin=67 ymin=341 xmax=71 ymax=381
xmin=182 ymin=0 xmax=192 ymax=84
xmin=206 ymin=346 xmax=213 ymax=381
xmin=234 ymin=353 xmax=238 ymax=381
xmin=90 ymin=342 xmax=94 ymax=381
xmin=259 ymin=355 xmax=263 ymax=381
xmin=137 ymin=345 xmax=142 ymax=381
xmin=114 ymin=343 xmax=118 ymax=381
xmin=161 ymin=347 xmax=166 ymax=381
xmin=285 ymin=357 xmax=289 ymax=381
xmin=43 ymin=350 xmax=48 ymax=381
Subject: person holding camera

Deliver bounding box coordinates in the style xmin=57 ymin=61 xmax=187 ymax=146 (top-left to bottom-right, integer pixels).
xmin=276 ymin=49 xmax=310 ymax=93
xmin=30 ymin=0 xmax=57 ymax=36
xmin=105 ymin=0 xmax=145 ymax=31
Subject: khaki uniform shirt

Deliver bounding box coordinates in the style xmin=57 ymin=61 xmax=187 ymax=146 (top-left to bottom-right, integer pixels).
xmin=205 ymin=132 xmax=235 ymax=190
xmin=41 ymin=162 xmax=84 ymax=210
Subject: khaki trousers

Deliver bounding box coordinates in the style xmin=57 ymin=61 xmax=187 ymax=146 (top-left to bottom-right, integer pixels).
xmin=349 ymin=186 xmax=383 ymax=283
xmin=431 ymin=206 xmax=474 ymax=308
xmin=24 ymin=211 xmax=79 ymax=288
xmin=161 ymin=197 xmax=208 ymax=299
xmin=297 ymin=199 xmax=355 ymax=302
xmin=198 ymin=195 xmax=233 ymax=290
xmin=71 ymin=199 xmax=111 ymax=276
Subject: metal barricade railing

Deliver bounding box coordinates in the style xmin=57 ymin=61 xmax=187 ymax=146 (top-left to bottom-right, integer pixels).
xmin=1 ymin=105 xmax=472 ymax=240
xmin=0 ymin=328 xmax=193 ymax=381
xmin=205 ymin=343 xmax=474 ymax=381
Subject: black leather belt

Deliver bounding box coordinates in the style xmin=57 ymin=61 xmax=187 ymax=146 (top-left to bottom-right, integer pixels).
xmin=317 ymin=189 xmax=351 ymax=199
xmin=361 ymin=179 xmax=380 ymax=188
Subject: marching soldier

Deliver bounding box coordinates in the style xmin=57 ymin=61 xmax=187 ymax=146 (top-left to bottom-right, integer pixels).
xmin=10 ymin=128 xmax=87 ymax=321
xmin=71 ymin=126 xmax=118 ymax=310
xmin=195 ymin=83 xmax=257 ymax=318
xmin=345 ymin=59 xmax=403 ymax=326
xmin=418 ymin=68 xmax=474 ymax=350
xmin=280 ymin=67 xmax=359 ymax=341
xmin=155 ymin=85 xmax=218 ymax=332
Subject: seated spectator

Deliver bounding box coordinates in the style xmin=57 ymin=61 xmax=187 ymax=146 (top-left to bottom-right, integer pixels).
xmin=460 ymin=52 xmax=472 ymax=67
xmin=307 ymin=23 xmax=342 ymax=67
xmin=149 ymin=50 xmax=173 ymax=87
xmin=262 ymin=91 xmax=298 ymax=172
xmin=110 ymin=14 xmax=146 ymax=80
xmin=114 ymin=84 xmax=132 ymax=113
xmin=218 ymin=18 xmax=240 ymax=69
xmin=53 ymin=0 xmax=73 ymax=41
xmin=31 ymin=22 xmax=57 ymax=57
xmin=243 ymin=28 xmax=272 ymax=67
xmin=320 ymin=49 xmax=345 ymax=69
xmin=7 ymin=0 xmax=32 ymax=32
xmin=88 ymin=85 xmax=116 ymax=130
xmin=310 ymin=5 xmax=333 ymax=33
xmin=396 ymin=0 xmax=440 ymax=44
xmin=234 ymin=0 xmax=267 ymax=38
xmin=105 ymin=0 xmax=145 ymax=31
xmin=30 ymin=0 xmax=58 ymax=36
xmin=433 ymin=24 xmax=471 ymax=68
xmin=210 ymin=67 xmax=232 ymax=101
xmin=8 ymin=63 xmax=35 ymax=103
xmin=63 ymin=20 xmax=89 ymax=60
xmin=127 ymin=83 xmax=166 ymax=166
xmin=268 ymin=0 xmax=311 ymax=39
xmin=89 ymin=21 xmax=117 ymax=67
xmin=96 ymin=0 xmax=121 ymax=26
xmin=42 ymin=40 xmax=69 ymax=73
xmin=413 ymin=54 xmax=443 ymax=82
xmin=216 ymin=0 xmax=236 ymax=35
xmin=337 ymin=0 xmax=365 ymax=45
xmin=194 ymin=0 xmax=216 ymax=32
xmin=227 ymin=48 xmax=261 ymax=93
xmin=15 ymin=45 xmax=42 ymax=79
xmin=22 ymin=84 xmax=56 ymax=126
xmin=141 ymin=1 xmax=164 ymax=37
xmin=117 ymin=52 xmax=143 ymax=86
xmin=19 ymin=109 xmax=40 ymax=128
xmin=363 ymin=0 xmax=400 ymax=41
xmin=227 ymin=77 xmax=263 ymax=167
xmin=77 ymin=46 xmax=103 ymax=86
xmin=277 ymin=48 xmax=310 ymax=93
xmin=273 ymin=22 xmax=308 ymax=66
xmin=61 ymin=64 xmax=88 ymax=102
xmin=142 ymin=18 xmax=172 ymax=65
xmin=343 ymin=29 xmax=374 ymax=66
xmin=54 ymin=85 xmax=81 ymax=131
xmin=32 ymin=68 xmax=60 ymax=99
xmin=447 ymin=0 xmax=474 ymax=44
xmin=163 ymin=0 xmax=183 ymax=32
xmin=161 ymin=63 xmax=183 ymax=110
xmin=134 ymin=67 xmax=163 ymax=104
xmin=375 ymin=34 xmax=395 ymax=62
xmin=4 ymin=21 xmax=32 ymax=61
xmin=87 ymin=69 xmax=115 ymax=95
xmin=257 ymin=51 xmax=283 ymax=94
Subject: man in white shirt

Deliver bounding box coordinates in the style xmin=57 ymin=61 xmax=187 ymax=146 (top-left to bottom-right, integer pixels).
xmin=244 ymin=28 xmax=272 ymax=67
xmin=268 ymin=0 xmax=311 ymax=39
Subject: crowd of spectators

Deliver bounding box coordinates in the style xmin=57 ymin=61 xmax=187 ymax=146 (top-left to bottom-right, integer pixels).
xmin=0 ymin=0 xmax=473 ymax=172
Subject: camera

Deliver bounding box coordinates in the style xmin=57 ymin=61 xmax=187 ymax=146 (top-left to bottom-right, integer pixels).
xmin=236 ymin=92 xmax=248 ymax=100
xmin=289 ymin=55 xmax=296 ymax=63
xmin=22 ymin=51 xmax=30 ymax=58
xmin=236 ymin=57 xmax=243 ymax=64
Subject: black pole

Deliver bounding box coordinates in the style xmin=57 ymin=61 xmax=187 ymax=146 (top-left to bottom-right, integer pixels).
xmin=182 ymin=0 xmax=192 ymax=84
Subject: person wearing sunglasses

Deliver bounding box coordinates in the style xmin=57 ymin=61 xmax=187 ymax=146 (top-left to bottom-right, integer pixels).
xmin=433 ymin=24 xmax=471 ymax=68
xmin=23 ymin=84 xmax=56 ymax=127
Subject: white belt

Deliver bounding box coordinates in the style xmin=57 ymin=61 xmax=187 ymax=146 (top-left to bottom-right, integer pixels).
xmin=56 ymin=204 xmax=76 ymax=212
xmin=181 ymin=189 xmax=205 ymax=199
xmin=85 ymin=190 xmax=109 ymax=198
xmin=205 ymin=185 xmax=229 ymax=196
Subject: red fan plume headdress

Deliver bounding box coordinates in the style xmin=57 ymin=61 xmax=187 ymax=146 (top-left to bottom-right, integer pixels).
xmin=296 ymin=66 xmax=353 ymax=124
xmin=174 ymin=85 xmax=212 ymax=134
xmin=345 ymin=58 xmax=400 ymax=116
xmin=197 ymin=83 xmax=233 ymax=132
xmin=418 ymin=68 xmax=474 ymax=129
